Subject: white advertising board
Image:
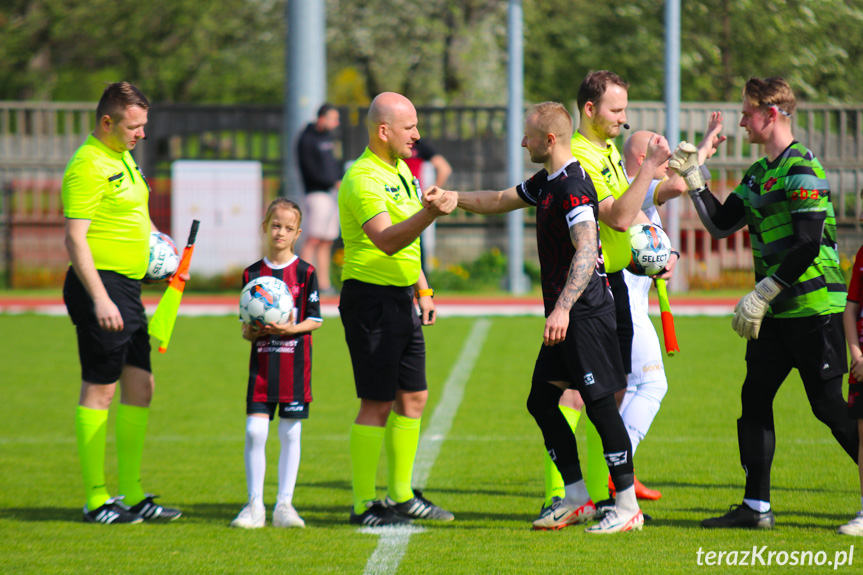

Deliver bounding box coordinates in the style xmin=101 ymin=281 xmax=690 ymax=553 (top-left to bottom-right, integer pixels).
xmin=171 ymin=160 xmax=262 ymax=276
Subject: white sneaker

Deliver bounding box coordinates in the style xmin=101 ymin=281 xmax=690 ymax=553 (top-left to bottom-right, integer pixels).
xmin=838 ymin=511 xmax=863 ymax=536
xmin=230 ymin=502 xmax=266 ymax=529
xmin=273 ymin=501 xmax=305 ymax=528
xmin=532 ymin=498 xmax=596 ymax=530
xmin=585 ymin=506 xmax=643 ymax=534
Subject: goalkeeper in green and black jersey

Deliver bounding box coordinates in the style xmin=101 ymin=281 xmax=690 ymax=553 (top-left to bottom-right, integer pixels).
xmin=669 ymin=76 xmax=858 ymax=530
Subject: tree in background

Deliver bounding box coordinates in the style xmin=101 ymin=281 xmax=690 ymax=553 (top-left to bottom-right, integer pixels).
xmin=0 ymin=0 xmax=285 ymax=102
xmin=2 ymin=0 xmax=863 ymax=105
xmin=326 ymin=0 xmax=508 ymax=105
xmin=523 ymin=0 xmax=863 ymax=104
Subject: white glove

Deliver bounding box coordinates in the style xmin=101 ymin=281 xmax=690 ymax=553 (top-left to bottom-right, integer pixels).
xmin=668 ymin=141 xmax=705 ymax=191
xmin=731 ymin=277 xmax=782 ymax=340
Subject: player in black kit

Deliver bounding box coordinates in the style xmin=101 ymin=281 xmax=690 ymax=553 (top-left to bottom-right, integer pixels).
xmin=444 ymin=102 xmax=642 ymax=533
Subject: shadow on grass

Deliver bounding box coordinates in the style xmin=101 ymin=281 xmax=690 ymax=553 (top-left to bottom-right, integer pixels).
xmin=0 ymin=507 xmax=82 ymax=522
xmin=647 ymin=480 xmax=852 ymax=496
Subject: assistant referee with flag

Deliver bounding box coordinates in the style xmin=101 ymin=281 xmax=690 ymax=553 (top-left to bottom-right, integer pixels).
xmin=62 ymin=82 xmax=182 ymax=524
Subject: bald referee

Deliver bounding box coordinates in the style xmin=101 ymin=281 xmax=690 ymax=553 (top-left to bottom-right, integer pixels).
xmin=339 ymin=92 xmax=456 ymax=526
xmin=62 ymin=82 xmax=181 ymax=524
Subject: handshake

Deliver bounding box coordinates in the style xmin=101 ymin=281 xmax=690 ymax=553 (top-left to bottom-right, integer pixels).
xmin=668 ymin=142 xmax=707 ymax=192
xmin=422 ymin=187 xmax=458 ymax=216
xmin=668 ymin=110 xmax=726 ymax=192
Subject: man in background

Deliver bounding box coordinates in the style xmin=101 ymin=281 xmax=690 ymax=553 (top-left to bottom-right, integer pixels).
xmin=298 ymin=103 xmax=342 ymax=294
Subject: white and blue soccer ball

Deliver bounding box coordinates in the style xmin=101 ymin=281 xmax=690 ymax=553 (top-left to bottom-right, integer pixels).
xmin=144 ymin=232 xmax=180 ymax=283
xmin=239 ymin=276 xmax=294 ymax=328
xmin=627 ymin=223 xmax=671 ymax=276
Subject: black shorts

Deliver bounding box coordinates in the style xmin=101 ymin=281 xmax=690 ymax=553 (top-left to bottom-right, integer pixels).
xmin=746 ymin=313 xmax=847 ymax=380
xmin=63 ymin=267 xmax=151 ymax=384
xmin=339 ymin=279 xmax=427 ymax=402
xmin=532 ymin=311 xmax=627 ymax=402
xmin=607 ymin=270 xmax=633 ymax=375
xmin=247 ymin=401 xmax=310 ymax=420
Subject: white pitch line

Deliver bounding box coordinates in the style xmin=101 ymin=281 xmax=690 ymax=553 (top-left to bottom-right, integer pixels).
xmin=361 ymin=318 xmax=491 ymax=575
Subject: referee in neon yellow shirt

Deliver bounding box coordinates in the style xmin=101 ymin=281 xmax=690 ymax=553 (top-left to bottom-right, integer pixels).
xmin=62 ymin=82 xmax=181 ymax=524
xmin=339 ymin=92 xmax=457 ymax=526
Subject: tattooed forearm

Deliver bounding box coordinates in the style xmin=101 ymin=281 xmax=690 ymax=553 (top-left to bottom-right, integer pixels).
xmin=555 ymin=221 xmax=598 ymax=312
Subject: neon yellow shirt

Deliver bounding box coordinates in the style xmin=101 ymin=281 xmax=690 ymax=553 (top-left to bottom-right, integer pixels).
xmin=339 ymin=147 xmax=423 ymax=286
xmin=62 ymin=135 xmax=150 ymax=279
xmin=571 ymin=131 xmax=631 ymax=273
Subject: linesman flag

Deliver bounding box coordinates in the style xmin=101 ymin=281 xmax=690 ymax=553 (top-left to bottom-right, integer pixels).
xmin=655 ymin=278 xmax=679 ymax=356
xmin=148 ymin=220 xmax=200 ymax=353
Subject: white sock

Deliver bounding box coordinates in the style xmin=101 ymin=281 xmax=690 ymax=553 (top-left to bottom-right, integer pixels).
xmin=277 ymin=419 xmax=302 ymax=505
xmin=563 ymin=479 xmax=591 ymax=506
xmin=743 ymin=498 xmax=771 ymax=513
xmin=619 ymin=376 xmax=667 ymax=455
xmin=615 ymin=485 xmax=639 ymax=513
xmin=244 ymin=416 xmax=270 ymax=506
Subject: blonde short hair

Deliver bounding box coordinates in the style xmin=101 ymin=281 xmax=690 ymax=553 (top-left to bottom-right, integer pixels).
xmin=526 ymin=102 xmax=573 ymax=142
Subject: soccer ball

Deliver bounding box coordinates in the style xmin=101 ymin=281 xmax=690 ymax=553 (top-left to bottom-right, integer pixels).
xmin=627 ymin=223 xmax=671 ymax=276
xmin=144 ymin=232 xmax=180 ymax=283
xmin=239 ymin=276 xmax=294 ymax=328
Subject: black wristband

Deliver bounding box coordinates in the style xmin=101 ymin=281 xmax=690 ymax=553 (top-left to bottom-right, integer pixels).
xmin=671 ymin=250 xmax=681 ymax=259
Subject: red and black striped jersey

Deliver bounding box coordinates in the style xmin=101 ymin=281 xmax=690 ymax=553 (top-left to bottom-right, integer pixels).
xmin=242 ymin=256 xmax=322 ymax=403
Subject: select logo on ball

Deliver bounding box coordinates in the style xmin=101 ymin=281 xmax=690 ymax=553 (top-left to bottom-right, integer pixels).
xmin=627 ymin=224 xmax=671 ymax=276
xmin=144 ymin=232 xmax=180 ymax=283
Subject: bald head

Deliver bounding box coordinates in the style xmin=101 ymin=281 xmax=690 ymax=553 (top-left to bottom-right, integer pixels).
xmin=368 ymin=92 xmax=415 ymax=131
xmin=367 ymin=92 xmax=419 ymax=165
xmin=623 ymin=130 xmax=654 ymax=168
xmin=624 ymin=130 xmax=668 ymax=180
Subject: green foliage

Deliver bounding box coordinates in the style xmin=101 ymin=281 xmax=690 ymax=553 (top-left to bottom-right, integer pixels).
xmin=0 ymin=314 xmax=858 ymax=573
xmin=427 ymin=247 xmax=511 ymax=291
xmin=3 ymin=2 xmax=863 ymax=105
xmin=325 ymin=0 xmax=508 ymax=105
xmin=0 ymin=0 xmax=285 ymax=102
xmin=523 ymin=0 xmax=863 ymax=104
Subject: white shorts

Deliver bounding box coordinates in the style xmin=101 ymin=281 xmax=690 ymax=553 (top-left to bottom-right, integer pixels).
xmin=304 ymin=191 xmax=339 ymax=241
xmin=623 ymin=270 xmax=665 ymax=385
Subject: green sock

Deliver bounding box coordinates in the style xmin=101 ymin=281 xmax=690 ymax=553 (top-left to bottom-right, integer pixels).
xmin=543 ymin=405 xmax=582 ymax=506
xmin=385 ymin=412 xmax=421 ymax=503
xmin=350 ymin=423 xmax=385 ymax=514
xmin=585 ymin=416 xmax=609 ymax=503
xmin=75 ymin=406 xmax=111 ymax=510
xmin=116 ymin=404 xmax=149 ymax=506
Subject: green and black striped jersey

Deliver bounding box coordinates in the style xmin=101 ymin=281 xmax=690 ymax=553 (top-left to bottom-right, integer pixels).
xmin=732 ymin=142 xmax=846 ymax=318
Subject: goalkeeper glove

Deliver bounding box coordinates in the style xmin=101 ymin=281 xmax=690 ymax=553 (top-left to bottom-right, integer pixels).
xmin=731 ymin=277 xmax=782 ymax=340
xmin=668 ymin=141 xmax=705 ymax=191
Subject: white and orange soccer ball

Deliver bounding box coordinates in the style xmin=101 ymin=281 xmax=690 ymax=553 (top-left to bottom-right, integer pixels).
xmin=627 ymin=223 xmax=671 ymax=276
xmin=239 ymin=276 xmax=294 ymax=328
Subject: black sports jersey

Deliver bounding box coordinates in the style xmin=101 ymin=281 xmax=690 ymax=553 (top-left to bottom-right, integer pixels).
xmin=242 ymin=257 xmax=322 ymax=403
xmin=516 ymin=159 xmax=613 ymax=318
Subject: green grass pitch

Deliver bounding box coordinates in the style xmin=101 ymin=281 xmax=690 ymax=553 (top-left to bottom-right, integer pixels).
xmin=0 ymin=314 xmax=859 ymax=573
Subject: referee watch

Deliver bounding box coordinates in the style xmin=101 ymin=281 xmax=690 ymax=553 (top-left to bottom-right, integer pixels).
xmin=415 ymin=288 xmax=434 ymax=299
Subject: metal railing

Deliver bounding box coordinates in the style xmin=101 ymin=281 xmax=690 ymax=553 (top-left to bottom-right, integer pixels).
xmin=2 ymin=100 xmax=862 ymax=288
